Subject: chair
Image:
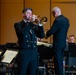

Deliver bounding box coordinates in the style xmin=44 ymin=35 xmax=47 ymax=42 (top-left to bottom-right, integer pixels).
xmin=65 ymin=44 xmax=76 ymax=75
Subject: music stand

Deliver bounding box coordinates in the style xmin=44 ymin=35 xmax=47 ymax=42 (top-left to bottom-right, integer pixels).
xmin=6 ymin=43 xmax=18 ymax=49
xmin=38 ymin=45 xmax=52 ymax=59
xmin=37 ymin=45 xmax=53 ymax=75
xmin=0 ymin=49 xmax=19 ymax=74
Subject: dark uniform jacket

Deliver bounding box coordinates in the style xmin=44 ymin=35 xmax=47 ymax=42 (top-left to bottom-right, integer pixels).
xmin=14 ymin=20 xmax=44 ymax=50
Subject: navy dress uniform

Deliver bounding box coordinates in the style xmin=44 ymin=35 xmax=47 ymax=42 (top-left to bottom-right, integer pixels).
xmin=14 ymin=20 xmax=44 ymax=75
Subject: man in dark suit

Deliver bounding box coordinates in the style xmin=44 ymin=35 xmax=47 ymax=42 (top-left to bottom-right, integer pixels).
xmin=45 ymin=7 xmax=70 ymax=75
xmin=14 ymin=8 xmax=44 ymax=75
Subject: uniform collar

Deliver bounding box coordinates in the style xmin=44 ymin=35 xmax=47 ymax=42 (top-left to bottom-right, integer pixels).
xmin=23 ymin=19 xmax=30 ymax=23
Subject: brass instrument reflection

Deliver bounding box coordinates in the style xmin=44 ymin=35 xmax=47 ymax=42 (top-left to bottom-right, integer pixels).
xmin=32 ymin=14 xmax=48 ymax=25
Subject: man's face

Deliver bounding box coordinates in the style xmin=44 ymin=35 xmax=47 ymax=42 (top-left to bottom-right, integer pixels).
xmin=52 ymin=11 xmax=58 ymax=18
xmin=69 ymin=36 xmax=75 ymax=43
xmin=23 ymin=10 xmax=33 ymax=21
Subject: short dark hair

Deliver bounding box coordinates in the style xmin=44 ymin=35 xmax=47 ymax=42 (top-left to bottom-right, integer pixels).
xmin=69 ymin=35 xmax=75 ymax=37
xmin=22 ymin=8 xmax=33 ymax=13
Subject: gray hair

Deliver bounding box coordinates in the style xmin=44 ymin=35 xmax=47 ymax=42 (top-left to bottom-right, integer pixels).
xmin=52 ymin=7 xmax=61 ymax=15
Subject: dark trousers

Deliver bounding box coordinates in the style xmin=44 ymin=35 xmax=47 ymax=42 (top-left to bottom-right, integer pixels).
xmin=53 ymin=48 xmax=64 ymax=75
xmin=17 ymin=49 xmax=38 ymax=75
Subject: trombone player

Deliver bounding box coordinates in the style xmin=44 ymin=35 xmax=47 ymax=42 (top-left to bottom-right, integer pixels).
xmin=14 ymin=8 xmax=45 ymax=75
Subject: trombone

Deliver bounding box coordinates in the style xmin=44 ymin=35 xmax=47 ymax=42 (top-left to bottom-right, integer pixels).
xmin=31 ymin=14 xmax=48 ymax=25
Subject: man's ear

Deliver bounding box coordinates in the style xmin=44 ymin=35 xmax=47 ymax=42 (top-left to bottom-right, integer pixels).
xmin=22 ymin=13 xmax=26 ymax=19
xmin=22 ymin=13 xmax=25 ymax=16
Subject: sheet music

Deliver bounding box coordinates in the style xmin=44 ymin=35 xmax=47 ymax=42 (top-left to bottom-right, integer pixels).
xmin=0 ymin=51 xmax=2 ymax=55
xmin=37 ymin=41 xmax=52 ymax=47
xmin=1 ymin=50 xmax=18 ymax=64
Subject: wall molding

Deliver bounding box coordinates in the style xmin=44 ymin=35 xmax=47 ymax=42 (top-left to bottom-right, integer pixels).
xmin=51 ymin=0 xmax=76 ymax=3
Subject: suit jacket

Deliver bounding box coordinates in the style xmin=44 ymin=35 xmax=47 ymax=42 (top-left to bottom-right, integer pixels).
xmin=46 ymin=15 xmax=70 ymax=49
xmin=14 ymin=20 xmax=44 ymax=49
